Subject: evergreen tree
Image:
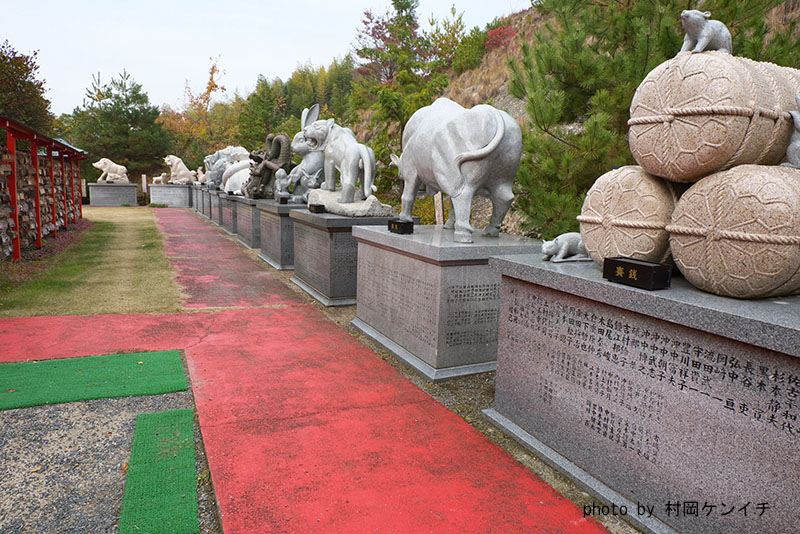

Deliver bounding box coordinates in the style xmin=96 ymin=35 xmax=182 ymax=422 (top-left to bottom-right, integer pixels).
xmin=510 ymin=0 xmax=800 ymax=239
xmin=65 ymin=71 xmax=172 ymax=180
xmin=352 ymin=0 xmax=449 ymax=192
xmin=0 ymin=40 xmax=53 ymax=133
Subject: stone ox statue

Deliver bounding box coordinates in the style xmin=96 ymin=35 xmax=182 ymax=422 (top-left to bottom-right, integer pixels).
xmin=390 ymin=98 xmax=522 ymax=243
xmin=93 ymin=158 xmax=129 ymax=183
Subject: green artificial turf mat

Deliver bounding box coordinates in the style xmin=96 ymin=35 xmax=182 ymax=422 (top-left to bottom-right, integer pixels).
xmin=119 ymin=409 xmax=198 ymax=534
xmin=0 ymin=350 xmax=188 ymax=410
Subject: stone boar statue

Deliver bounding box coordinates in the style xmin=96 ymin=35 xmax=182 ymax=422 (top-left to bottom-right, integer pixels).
xmin=390 ymin=98 xmax=522 ymax=243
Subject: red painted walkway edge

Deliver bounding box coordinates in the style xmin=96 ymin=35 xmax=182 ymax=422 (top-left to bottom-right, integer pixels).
xmin=0 ymin=208 xmax=610 ymax=534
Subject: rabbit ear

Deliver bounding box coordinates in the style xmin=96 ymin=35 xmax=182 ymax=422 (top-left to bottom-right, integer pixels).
xmin=305 ymin=104 xmax=320 ymax=126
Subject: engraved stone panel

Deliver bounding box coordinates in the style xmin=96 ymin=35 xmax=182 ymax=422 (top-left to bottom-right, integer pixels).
xmin=293 ymin=222 xmax=331 ymax=296
xmin=220 ymin=195 xmax=236 ymax=234
xmin=88 ymin=184 xmax=137 ymax=207
xmin=494 ymin=275 xmax=800 ymax=534
xmin=235 ymin=199 xmax=259 ymax=248
xmin=353 ymin=226 xmax=539 ymax=378
xmin=210 ymin=192 xmax=221 ymax=224
xmin=357 ymin=245 xmax=440 ymax=363
xmin=290 ymin=212 xmax=396 ymax=305
xmin=149 ymin=184 xmax=192 ymax=207
xmin=257 ymin=201 xmax=303 ymax=269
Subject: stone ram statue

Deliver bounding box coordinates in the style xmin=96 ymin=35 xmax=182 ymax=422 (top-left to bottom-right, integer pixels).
xmin=390 ymin=97 xmax=522 ymax=243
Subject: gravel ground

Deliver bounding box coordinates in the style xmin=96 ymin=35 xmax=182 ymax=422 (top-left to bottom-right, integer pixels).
xmin=0 ymin=354 xmax=221 ymax=534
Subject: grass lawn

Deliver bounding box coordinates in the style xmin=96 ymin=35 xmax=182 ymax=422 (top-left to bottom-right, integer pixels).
xmin=0 ymin=208 xmax=183 ymax=317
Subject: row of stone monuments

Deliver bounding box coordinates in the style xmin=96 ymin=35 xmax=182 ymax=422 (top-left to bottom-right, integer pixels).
xmin=192 ymin=11 xmax=799 ymax=534
xmin=98 ymin=11 xmax=800 ymax=533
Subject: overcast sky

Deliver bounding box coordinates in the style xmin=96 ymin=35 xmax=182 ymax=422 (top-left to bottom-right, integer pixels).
xmin=1 ymin=0 xmax=532 ymax=116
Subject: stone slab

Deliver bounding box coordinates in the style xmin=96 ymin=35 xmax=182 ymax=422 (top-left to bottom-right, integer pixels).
xmin=220 ymin=194 xmax=237 ymax=235
xmin=149 ymin=184 xmax=192 ymax=208
xmin=209 ymin=191 xmax=222 ymax=226
xmin=234 ymin=197 xmax=260 ymax=249
xmin=289 ymin=211 xmax=396 ymax=306
xmin=192 ymin=185 xmax=201 ymax=212
xmin=202 ymin=188 xmax=212 ymax=219
xmin=352 ymin=225 xmax=539 ymax=379
xmin=257 ymin=200 xmax=306 ymax=270
xmin=88 ymin=183 xmax=138 ymax=207
xmin=489 ymin=254 xmax=800 ymax=357
xmin=488 ymin=255 xmax=800 ymax=534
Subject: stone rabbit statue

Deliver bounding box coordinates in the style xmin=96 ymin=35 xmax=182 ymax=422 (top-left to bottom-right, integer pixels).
xmin=781 ymin=94 xmax=800 ymax=169
xmin=274 ymin=104 xmax=326 ymax=203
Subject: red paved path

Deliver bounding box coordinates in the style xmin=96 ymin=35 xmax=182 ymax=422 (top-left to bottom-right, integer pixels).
xmin=0 ymin=208 xmax=608 ymax=534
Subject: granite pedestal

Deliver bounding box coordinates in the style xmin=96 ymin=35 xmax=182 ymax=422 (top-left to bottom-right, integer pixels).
xmin=234 ymin=197 xmax=260 ymax=249
xmin=88 ymin=183 xmax=138 ymax=207
xmin=220 ymin=194 xmax=237 ymax=235
xmin=257 ymin=201 xmax=305 ymax=270
xmin=149 ymin=184 xmax=192 ymax=207
xmin=352 ymin=226 xmax=540 ymax=381
xmin=202 ymin=188 xmax=213 ymax=219
xmin=484 ymin=255 xmax=800 ymax=534
xmin=209 ymin=191 xmax=222 ymax=225
xmin=289 ymin=211 xmax=395 ymax=306
xmin=192 ymin=184 xmax=201 ymax=212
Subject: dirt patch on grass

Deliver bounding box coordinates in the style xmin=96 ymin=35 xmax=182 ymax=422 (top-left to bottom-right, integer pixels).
xmin=0 ymin=208 xmax=182 ymax=317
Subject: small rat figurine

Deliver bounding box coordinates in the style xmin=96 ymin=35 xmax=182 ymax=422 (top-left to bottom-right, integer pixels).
xmin=679 ymin=10 xmax=732 ymax=54
xmin=542 ymin=232 xmax=592 ymax=263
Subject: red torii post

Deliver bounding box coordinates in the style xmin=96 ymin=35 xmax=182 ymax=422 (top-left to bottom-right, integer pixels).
xmin=48 ymin=145 xmax=57 ymax=236
xmin=67 ymin=153 xmax=76 ymax=224
xmin=76 ymin=156 xmax=83 ymax=219
xmin=6 ymin=128 xmax=21 ymax=262
xmin=60 ymin=151 xmax=68 ymax=230
xmin=30 ymin=138 xmax=43 ymax=248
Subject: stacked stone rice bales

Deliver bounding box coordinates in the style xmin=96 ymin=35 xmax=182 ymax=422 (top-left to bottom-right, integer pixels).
xmin=579 ymin=51 xmax=800 ymax=298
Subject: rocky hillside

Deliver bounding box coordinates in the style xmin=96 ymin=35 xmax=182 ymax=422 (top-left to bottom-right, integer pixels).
xmin=442 ymin=8 xmax=547 ymax=124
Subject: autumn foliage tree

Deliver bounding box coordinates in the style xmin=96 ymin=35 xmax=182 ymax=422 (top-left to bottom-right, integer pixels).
xmin=0 ymin=40 xmax=54 ymax=133
xmin=351 ymin=0 xmax=449 ymax=192
xmin=157 ymin=58 xmax=241 ymax=169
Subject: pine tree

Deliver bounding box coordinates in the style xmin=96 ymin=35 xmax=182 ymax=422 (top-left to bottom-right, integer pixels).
xmin=65 ymin=71 xmax=172 ymax=179
xmin=510 ymin=0 xmax=800 ymax=239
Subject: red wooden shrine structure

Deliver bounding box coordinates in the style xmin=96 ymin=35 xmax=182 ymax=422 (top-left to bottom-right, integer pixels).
xmin=1 ymin=115 xmax=87 ymax=262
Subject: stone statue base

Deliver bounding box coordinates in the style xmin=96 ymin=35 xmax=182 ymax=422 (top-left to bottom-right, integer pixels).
xmin=307 ymin=189 xmax=395 ymax=218
xmin=350 ymin=225 xmax=539 ymax=380
xmin=289 ymin=210 xmax=399 ymax=306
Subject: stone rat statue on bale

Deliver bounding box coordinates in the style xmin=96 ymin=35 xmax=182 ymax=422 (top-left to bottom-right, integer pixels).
xmin=679 ymin=10 xmax=732 ymax=54
xmin=781 ymin=94 xmax=800 ymax=169
xmin=542 ymin=232 xmax=592 ymax=263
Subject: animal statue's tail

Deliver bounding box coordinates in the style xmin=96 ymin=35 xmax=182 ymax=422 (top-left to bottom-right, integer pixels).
xmin=453 ymin=106 xmax=505 ymax=169
xmin=359 ymin=144 xmax=377 ymax=197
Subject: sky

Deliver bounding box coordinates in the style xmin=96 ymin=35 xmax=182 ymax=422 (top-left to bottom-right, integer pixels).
xmin=1 ymin=0 xmax=532 ymax=117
